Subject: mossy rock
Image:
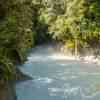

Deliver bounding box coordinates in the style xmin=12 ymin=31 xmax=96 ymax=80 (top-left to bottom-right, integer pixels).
xmin=0 ymin=57 xmax=15 ymax=81
xmin=16 ymin=68 xmax=32 ymax=82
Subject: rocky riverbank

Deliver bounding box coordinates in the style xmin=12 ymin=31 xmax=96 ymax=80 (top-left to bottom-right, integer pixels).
xmin=0 ymin=68 xmax=32 ymax=100
xmin=0 ymin=82 xmax=16 ymax=100
xmin=57 ymin=45 xmax=100 ymax=65
xmin=16 ymin=68 xmax=32 ymax=82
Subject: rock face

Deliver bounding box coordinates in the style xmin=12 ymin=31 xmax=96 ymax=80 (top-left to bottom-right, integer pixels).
xmin=0 ymin=67 xmax=32 ymax=100
xmin=0 ymin=83 xmax=16 ymax=100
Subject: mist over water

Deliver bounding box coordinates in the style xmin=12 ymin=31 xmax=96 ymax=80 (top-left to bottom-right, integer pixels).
xmin=16 ymin=45 xmax=100 ymax=100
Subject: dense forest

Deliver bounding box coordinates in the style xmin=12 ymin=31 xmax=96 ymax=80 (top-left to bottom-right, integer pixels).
xmin=0 ymin=0 xmax=100 ymax=82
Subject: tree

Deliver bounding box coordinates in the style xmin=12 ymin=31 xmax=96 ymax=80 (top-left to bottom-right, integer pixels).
xmin=0 ymin=0 xmax=34 ymax=81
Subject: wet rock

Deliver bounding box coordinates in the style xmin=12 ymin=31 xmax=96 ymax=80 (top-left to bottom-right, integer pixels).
xmin=0 ymin=83 xmax=16 ymax=100
xmin=16 ymin=68 xmax=32 ymax=82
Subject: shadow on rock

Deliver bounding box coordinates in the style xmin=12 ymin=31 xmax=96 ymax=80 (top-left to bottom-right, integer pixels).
xmin=16 ymin=68 xmax=32 ymax=83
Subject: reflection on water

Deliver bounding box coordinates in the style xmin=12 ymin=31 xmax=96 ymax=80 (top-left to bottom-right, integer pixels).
xmin=16 ymin=46 xmax=100 ymax=100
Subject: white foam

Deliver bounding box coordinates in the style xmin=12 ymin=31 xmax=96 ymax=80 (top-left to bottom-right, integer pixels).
xmin=48 ymin=54 xmax=75 ymax=60
xmin=34 ymin=77 xmax=53 ymax=84
xmin=48 ymin=87 xmax=80 ymax=94
xmin=25 ymin=45 xmax=100 ymax=66
xmin=48 ymin=88 xmax=62 ymax=92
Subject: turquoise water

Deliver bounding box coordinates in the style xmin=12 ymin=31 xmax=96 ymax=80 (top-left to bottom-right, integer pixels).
xmin=16 ymin=46 xmax=100 ymax=100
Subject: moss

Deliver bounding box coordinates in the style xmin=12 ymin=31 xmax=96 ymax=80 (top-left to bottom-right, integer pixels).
xmin=0 ymin=57 xmax=15 ymax=81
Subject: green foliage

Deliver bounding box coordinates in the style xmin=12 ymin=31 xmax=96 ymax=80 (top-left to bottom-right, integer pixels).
xmin=33 ymin=0 xmax=100 ymax=52
xmin=0 ymin=0 xmax=35 ymax=81
xmin=0 ymin=0 xmax=100 ymax=81
xmin=0 ymin=56 xmax=14 ymax=81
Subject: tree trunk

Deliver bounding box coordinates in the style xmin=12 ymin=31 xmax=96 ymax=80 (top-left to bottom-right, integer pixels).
xmin=75 ymin=38 xmax=78 ymax=57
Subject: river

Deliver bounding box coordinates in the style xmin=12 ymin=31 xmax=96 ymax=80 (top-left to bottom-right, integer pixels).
xmin=16 ymin=45 xmax=100 ymax=100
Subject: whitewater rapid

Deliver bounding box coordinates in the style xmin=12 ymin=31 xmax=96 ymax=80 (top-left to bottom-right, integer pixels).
xmin=16 ymin=45 xmax=100 ymax=100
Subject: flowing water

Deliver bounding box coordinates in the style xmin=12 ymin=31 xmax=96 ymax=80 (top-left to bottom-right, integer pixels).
xmin=16 ymin=45 xmax=100 ymax=100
